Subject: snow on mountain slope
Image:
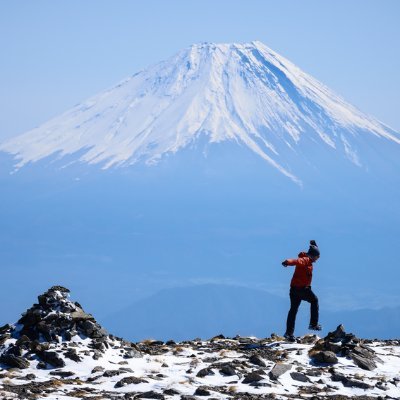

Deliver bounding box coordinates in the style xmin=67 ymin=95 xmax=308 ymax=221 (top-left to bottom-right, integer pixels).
xmin=1 ymin=41 xmax=399 ymax=183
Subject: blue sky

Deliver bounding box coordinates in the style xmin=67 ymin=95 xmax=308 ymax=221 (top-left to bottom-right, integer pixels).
xmin=1 ymin=1 xmax=400 ymax=339
xmin=0 ymin=0 xmax=399 ymax=141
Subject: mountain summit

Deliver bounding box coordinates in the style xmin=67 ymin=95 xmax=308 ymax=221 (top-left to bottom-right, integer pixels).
xmin=1 ymin=287 xmax=400 ymax=399
xmin=1 ymin=41 xmax=399 ymax=182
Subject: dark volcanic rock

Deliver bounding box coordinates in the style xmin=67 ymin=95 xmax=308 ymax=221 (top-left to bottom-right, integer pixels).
xmin=197 ymin=367 xmax=215 ymax=377
xmin=194 ymin=387 xmax=211 ymax=396
xmin=103 ymin=369 xmax=124 ymax=377
xmin=64 ymin=348 xmax=82 ymax=362
xmin=331 ymin=372 xmax=373 ymax=389
xmin=0 ymin=333 xmax=11 ymax=345
xmin=0 ymin=323 xmax=11 ymax=334
xmin=137 ymin=391 xmax=165 ymax=399
xmin=115 ymin=376 xmax=148 ymax=387
xmin=351 ymin=352 xmax=377 ymax=371
xmin=49 ymin=370 xmax=75 ymax=377
xmin=38 ymin=350 xmax=66 ymax=368
xmin=248 ymin=354 xmax=267 ymax=367
xmin=164 ymin=388 xmax=181 ymax=395
xmin=243 ymin=371 xmax=265 ymax=384
xmin=219 ymin=364 xmax=236 ymax=376
xmin=312 ymin=350 xmax=338 ymax=364
xmin=290 ymin=371 xmax=310 ymax=382
xmin=0 ymin=354 xmax=30 ymax=369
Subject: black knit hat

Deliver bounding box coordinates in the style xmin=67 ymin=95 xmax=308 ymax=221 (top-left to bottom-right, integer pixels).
xmin=308 ymin=240 xmax=320 ymax=258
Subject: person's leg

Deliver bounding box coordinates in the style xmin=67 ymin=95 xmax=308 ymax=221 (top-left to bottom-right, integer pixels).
xmin=304 ymin=287 xmax=319 ymax=327
xmin=286 ymin=288 xmax=302 ymax=335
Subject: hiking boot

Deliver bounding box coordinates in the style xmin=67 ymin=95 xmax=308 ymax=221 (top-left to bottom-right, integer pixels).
xmin=309 ymin=323 xmax=322 ymax=331
xmin=284 ymin=333 xmax=296 ymax=342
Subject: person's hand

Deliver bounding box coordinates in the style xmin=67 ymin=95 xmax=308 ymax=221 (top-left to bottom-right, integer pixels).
xmin=282 ymin=260 xmax=289 ymax=267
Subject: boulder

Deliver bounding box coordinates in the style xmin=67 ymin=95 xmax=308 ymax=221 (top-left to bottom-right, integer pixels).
xmin=331 ymin=372 xmax=373 ymax=389
xmin=219 ymin=364 xmax=236 ymax=376
xmin=38 ymin=351 xmax=66 ymax=368
xmin=312 ymin=351 xmax=338 ymax=364
xmin=70 ymin=309 xmax=94 ymax=321
xmin=124 ymin=348 xmax=141 ymax=358
xmin=351 ymin=353 xmax=376 ymax=371
xmin=268 ymin=363 xmax=292 ymax=380
xmin=249 ymin=354 xmax=266 ymax=367
xmin=0 ymin=354 xmax=30 ymax=369
xmin=15 ymin=335 xmax=31 ymax=348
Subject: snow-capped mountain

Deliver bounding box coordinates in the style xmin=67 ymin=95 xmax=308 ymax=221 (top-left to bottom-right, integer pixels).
xmin=1 ymin=41 xmax=399 ymax=183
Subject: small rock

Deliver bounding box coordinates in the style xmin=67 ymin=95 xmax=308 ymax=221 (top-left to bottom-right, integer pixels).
xmin=137 ymin=391 xmax=165 ymax=399
xmin=220 ymin=366 xmax=236 ymax=376
xmin=49 ymin=370 xmax=75 ymax=378
xmin=243 ymin=371 xmax=264 ymax=384
xmin=124 ymin=348 xmax=142 ymax=358
xmin=70 ymin=309 xmax=94 ymax=321
xmin=0 ymin=324 xmax=11 ymax=334
xmin=164 ymin=388 xmax=180 ymax=395
xmin=197 ymin=367 xmax=215 ymax=378
xmin=15 ymin=335 xmax=31 ymax=347
xmin=91 ymin=366 xmax=105 ymax=374
xmin=103 ymin=369 xmax=123 ymax=377
xmin=64 ymin=348 xmax=82 ymax=362
xmin=290 ymin=372 xmax=310 ymax=382
xmin=114 ymin=376 xmax=148 ymax=388
xmin=194 ymin=387 xmax=211 ymax=396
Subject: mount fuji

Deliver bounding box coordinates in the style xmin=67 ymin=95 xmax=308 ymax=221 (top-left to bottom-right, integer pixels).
xmin=1 ymin=41 xmax=399 ymax=184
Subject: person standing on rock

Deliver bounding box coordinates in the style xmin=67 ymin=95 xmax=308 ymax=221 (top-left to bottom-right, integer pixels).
xmin=282 ymin=240 xmax=322 ymax=342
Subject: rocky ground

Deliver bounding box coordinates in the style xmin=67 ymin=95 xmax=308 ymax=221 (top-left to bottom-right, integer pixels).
xmin=1 ymin=286 xmax=400 ymax=400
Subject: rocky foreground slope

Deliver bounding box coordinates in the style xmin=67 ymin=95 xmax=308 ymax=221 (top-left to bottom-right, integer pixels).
xmin=1 ymin=287 xmax=399 ymax=400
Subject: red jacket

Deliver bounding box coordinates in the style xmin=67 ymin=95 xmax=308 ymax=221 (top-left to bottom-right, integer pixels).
xmin=286 ymin=252 xmax=314 ymax=288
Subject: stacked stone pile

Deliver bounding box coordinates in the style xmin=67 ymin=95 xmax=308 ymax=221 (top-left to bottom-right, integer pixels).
xmin=309 ymin=324 xmax=381 ymax=370
xmin=0 ymin=286 xmax=141 ymax=370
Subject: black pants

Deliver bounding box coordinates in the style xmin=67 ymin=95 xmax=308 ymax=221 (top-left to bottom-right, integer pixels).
xmin=286 ymin=286 xmax=319 ymax=335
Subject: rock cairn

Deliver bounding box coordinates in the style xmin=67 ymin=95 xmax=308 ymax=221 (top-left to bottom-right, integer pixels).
xmin=0 ymin=285 xmax=140 ymax=370
xmin=309 ymin=324 xmax=380 ymax=370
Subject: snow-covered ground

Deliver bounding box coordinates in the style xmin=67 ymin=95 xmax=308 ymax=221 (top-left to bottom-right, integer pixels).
xmin=1 ymin=287 xmax=400 ymax=399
